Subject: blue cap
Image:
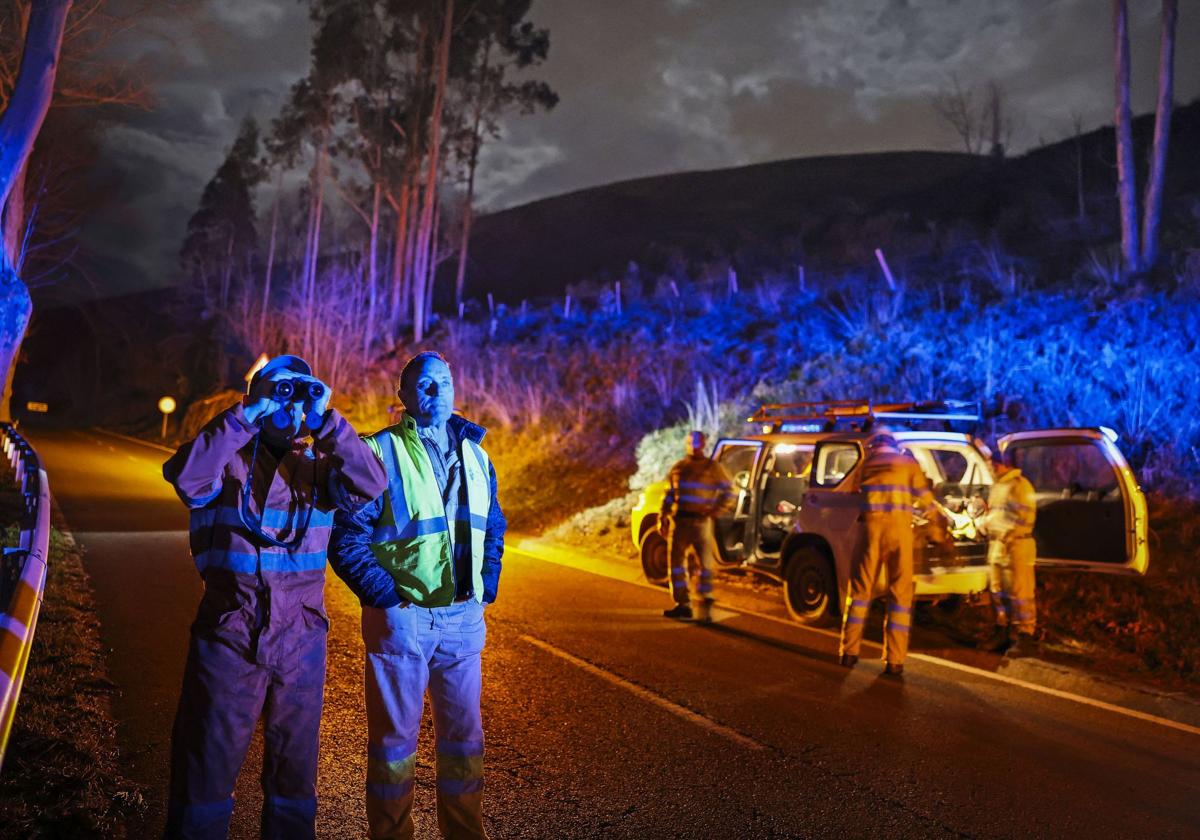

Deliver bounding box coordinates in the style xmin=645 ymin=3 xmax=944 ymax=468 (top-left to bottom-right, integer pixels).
xmin=248 ymin=354 xmax=312 ymax=392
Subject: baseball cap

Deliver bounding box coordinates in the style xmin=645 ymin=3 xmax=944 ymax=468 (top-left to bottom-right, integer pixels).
xmin=248 ymin=354 xmax=312 ymax=392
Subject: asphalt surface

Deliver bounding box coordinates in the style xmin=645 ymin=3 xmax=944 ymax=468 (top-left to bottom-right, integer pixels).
xmin=22 ymin=426 xmax=1200 ymax=838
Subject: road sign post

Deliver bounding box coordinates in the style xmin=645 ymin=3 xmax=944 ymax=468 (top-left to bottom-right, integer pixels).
xmin=158 ymin=396 xmax=177 ymax=440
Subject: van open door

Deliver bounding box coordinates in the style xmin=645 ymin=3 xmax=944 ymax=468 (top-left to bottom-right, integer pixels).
xmin=998 ymin=428 xmax=1148 ymax=575
xmin=710 ymin=439 xmax=764 ymax=565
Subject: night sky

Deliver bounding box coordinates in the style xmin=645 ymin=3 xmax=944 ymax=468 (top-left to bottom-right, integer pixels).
xmin=77 ymin=0 xmax=1200 ymax=301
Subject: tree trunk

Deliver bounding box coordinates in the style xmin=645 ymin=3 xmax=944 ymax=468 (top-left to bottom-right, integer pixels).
xmin=401 ymin=177 xmax=419 ymax=324
xmin=259 ymin=179 xmax=280 ymax=350
xmin=425 ymin=175 xmax=441 ymax=325
xmin=455 ymin=43 xmax=490 ymax=310
xmin=1139 ymin=0 xmax=1176 ymax=270
xmin=301 ymin=142 xmax=327 ymax=358
xmin=387 ymin=180 xmax=410 ymax=331
xmin=1113 ymin=0 xmax=1140 ymax=275
xmin=0 ymin=0 xmax=71 ymax=421
xmin=363 ymin=181 xmax=381 ymax=361
xmin=412 ymin=0 xmax=454 ymax=343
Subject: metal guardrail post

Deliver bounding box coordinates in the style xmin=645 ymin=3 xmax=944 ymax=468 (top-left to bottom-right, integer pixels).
xmin=0 ymin=423 xmax=52 ymax=772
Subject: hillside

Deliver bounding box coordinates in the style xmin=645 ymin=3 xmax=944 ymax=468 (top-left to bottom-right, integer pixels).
xmin=461 ymin=100 xmax=1200 ymax=302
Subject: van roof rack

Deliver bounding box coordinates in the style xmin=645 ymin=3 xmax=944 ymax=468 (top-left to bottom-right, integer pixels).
xmin=747 ymin=400 xmax=982 ymax=433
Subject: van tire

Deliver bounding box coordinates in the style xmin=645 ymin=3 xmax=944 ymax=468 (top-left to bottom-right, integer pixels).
xmin=640 ymin=530 xmax=669 ymax=588
xmin=784 ymin=547 xmax=836 ymax=625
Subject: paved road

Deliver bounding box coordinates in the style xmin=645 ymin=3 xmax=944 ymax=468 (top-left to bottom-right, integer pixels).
xmin=24 ymin=427 xmax=1200 ymax=838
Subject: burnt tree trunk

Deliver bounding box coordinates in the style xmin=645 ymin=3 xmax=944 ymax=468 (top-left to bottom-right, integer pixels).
xmin=0 ymin=0 xmax=71 ymax=421
xmin=454 ymin=43 xmax=490 ymax=311
xmin=1112 ymin=0 xmax=1140 ymax=275
xmin=411 ymin=0 xmax=453 ymax=343
xmin=1140 ymin=0 xmax=1176 ymax=270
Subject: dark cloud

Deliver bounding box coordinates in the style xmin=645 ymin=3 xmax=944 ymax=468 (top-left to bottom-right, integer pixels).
xmin=72 ymin=0 xmax=1200 ymax=299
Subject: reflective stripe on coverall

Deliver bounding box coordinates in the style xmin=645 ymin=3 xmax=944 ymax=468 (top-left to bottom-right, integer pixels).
xmin=985 ymin=468 xmax=1038 ymax=633
xmin=161 ymin=404 xmax=387 ymax=840
xmin=661 ymin=453 xmax=735 ymax=608
xmin=360 ymin=414 xmax=498 ymax=839
xmin=838 ymin=445 xmax=934 ymax=667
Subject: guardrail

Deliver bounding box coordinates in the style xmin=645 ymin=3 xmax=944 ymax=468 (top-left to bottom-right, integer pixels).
xmin=0 ymin=423 xmax=51 ymax=772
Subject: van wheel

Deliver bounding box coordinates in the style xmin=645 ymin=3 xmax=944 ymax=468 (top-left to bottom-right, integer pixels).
xmin=640 ymin=530 xmax=669 ymax=587
xmin=784 ymin=547 xmax=835 ymax=625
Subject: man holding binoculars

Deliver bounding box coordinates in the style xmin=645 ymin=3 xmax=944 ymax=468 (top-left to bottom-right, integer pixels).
xmin=162 ymin=355 xmax=387 ymax=840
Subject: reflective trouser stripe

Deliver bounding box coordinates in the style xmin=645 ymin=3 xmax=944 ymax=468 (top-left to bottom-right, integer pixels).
xmin=436 ymin=744 xmax=482 ymax=796
xmin=666 ymin=517 xmax=718 ymax=606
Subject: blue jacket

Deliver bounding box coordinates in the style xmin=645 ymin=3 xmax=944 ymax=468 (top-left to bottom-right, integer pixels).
xmin=329 ymin=414 xmax=506 ymax=609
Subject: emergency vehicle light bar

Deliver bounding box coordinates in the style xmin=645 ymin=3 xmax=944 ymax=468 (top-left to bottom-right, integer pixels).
xmin=748 ymin=399 xmax=982 ymax=432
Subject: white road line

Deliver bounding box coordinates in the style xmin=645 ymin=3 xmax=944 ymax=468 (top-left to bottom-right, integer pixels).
xmin=509 ymin=544 xmax=1200 ymax=738
xmin=902 ymin=653 xmax=1200 ymax=737
xmin=89 ymin=428 xmax=177 ymax=454
xmin=521 ymin=633 xmax=766 ymax=752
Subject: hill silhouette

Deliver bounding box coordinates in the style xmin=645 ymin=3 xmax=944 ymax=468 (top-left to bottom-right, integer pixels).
xmin=460 ymin=100 xmax=1200 ymax=303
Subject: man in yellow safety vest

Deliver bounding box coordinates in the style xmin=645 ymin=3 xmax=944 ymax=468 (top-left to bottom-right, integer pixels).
xmin=330 ymin=351 xmax=505 ymax=839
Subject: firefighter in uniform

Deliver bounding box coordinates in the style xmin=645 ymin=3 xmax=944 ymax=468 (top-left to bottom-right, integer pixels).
xmin=660 ymin=430 xmax=736 ymax=623
xmin=162 ymin=355 xmax=387 ymax=840
xmin=329 ymin=351 xmax=505 ymax=840
xmin=979 ymin=448 xmax=1039 ymax=655
xmin=838 ymin=430 xmax=939 ymax=676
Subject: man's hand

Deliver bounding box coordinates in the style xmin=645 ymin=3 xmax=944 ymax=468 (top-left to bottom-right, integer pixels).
xmin=303 ymin=375 xmax=332 ymax=427
xmin=242 ymin=374 xmax=288 ymax=426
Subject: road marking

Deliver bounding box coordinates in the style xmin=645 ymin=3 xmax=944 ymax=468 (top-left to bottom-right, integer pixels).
xmin=521 ymin=633 xmax=766 ymax=751
xmin=902 ymin=653 xmax=1200 ymax=737
xmin=509 ymin=543 xmax=1200 ymax=738
xmin=89 ymin=428 xmax=177 ymax=454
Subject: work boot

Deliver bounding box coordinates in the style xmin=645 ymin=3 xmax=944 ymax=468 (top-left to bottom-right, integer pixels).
xmin=695 ymin=598 xmax=714 ymax=624
xmin=839 ymin=653 xmax=858 ymax=668
xmin=883 ymin=663 xmax=905 ymax=677
xmin=1005 ymin=632 xmax=1038 ymax=658
xmin=978 ymin=625 xmax=1011 ymax=653
xmin=663 ymin=604 xmax=693 ymax=620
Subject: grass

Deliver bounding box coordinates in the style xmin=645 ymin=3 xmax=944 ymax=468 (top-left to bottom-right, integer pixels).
xmin=0 ymin=503 xmax=142 ymax=837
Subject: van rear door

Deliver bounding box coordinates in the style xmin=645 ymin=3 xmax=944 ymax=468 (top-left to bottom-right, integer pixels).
xmin=998 ymin=429 xmax=1148 ymax=575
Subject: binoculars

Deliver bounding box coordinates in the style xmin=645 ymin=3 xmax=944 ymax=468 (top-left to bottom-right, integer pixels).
xmin=265 ymin=377 xmax=327 ymax=431
xmin=272 ymin=379 xmax=325 ymax=402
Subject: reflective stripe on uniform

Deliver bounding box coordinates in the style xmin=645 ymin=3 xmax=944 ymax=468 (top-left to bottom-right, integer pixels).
xmin=886 ymin=603 xmax=912 ymax=633
xmin=194 ymin=550 xmax=328 ymax=574
xmin=436 ymin=740 xmax=484 ymax=795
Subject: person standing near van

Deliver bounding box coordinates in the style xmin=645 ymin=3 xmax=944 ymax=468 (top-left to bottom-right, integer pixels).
xmin=660 ymin=430 xmax=736 ymax=624
xmin=838 ymin=430 xmax=938 ymax=676
xmin=979 ymin=448 xmax=1039 ymax=655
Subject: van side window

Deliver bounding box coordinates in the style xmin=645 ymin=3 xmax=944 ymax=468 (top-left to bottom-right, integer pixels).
xmin=813 ymin=443 xmax=860 ymax=488
xmin=714 ymin=443 xmax=760 ymax=491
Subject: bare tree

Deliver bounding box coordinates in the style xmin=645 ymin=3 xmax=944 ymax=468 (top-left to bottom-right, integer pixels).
xmin=931 ymin=76 xmax=1011 ymax=158
xmin=931 ymin=75 xmax=983 ymax=154
xmin=1140 ymin=0 xmax=1177 ymax=270
xmin=1113 ymin=0 xmax=1139 ymax=274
